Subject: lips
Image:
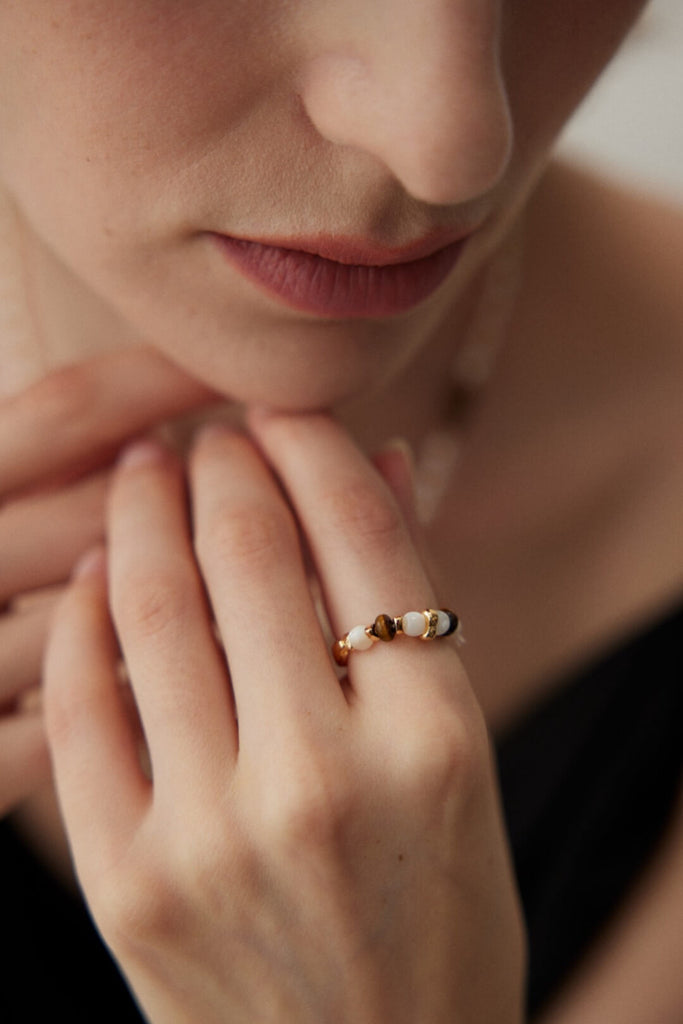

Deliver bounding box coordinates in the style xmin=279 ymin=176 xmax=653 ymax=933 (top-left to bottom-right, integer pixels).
xmin=210 ymin=232 xmax=472 ymax=318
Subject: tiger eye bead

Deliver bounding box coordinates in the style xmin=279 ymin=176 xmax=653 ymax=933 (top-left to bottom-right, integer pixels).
xmin=371 ymin=613 xmax=397 ymax=642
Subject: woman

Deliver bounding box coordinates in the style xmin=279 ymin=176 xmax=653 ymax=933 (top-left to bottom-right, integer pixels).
xmin=1 ymin=1 xmax=681 ymax=1021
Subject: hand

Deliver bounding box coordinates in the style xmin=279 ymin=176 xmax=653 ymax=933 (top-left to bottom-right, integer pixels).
xmin=0 ymin=347 xmax=214 ymax=816
xmin=45 ymin=412 xmax=526 ymax=1024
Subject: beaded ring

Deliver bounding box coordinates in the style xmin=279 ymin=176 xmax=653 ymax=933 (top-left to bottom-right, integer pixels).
xmin=332 ymin=608 xmax=463 ymax=667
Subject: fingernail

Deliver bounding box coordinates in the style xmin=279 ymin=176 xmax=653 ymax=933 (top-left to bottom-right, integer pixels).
xmin=373 ymin=437 xmax=417 ymax=520
xmin=72 ymin=547 xmax=106 ymax=580
xmin=379 ymin=437 xmax=415 ymax=473
xmin=118 ymin=439 xmax=167 ymax=469
xmin=194 ymin=421 xmax=234 ymax=446
xmin=375 ymin=437 xmax=417 ymax=492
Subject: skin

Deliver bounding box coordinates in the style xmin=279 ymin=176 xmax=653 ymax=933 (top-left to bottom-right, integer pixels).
xmin=0 ymin=0 xmax=645 ymax=406
xmin=0 ymin=350 xmax=214 ymax=815
xmin=4 ymin=1 xmax=683 ymax=1022
xmin=0 ymin=0 xmax=645 ymax=819
xmin=46 ymin=420 xmax=527 ymax=1023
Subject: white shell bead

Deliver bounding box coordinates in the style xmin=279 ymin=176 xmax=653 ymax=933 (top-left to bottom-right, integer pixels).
xmin=347 ymin=625 xmax=373 ymax=651
xmin=402 ymin=611 xmax=426 ymax=637
xmin=436 ymin=610 xmax=451 ymax=636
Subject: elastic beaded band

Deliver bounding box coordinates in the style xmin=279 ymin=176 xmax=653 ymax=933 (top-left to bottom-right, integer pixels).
xmin=332 ymin=608 xmax=463 ymax=667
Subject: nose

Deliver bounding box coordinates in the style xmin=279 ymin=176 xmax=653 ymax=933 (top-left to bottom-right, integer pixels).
xmin=298 ymin=0 xmax=512 ymax=206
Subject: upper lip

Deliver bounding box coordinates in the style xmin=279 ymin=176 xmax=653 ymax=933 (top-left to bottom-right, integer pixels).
xmin=212 ymin=225 xmax=482 ymax=267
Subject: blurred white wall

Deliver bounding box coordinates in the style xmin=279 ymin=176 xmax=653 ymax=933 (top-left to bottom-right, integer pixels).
xmin=558 ymin=0 xmax=683 ymax=201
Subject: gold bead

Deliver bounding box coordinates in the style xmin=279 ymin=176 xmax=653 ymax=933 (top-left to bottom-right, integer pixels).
xmin=420 ymin=609 xmax=440 ymax=640
xmin=332 ymin=639 xmax=350 ymax=666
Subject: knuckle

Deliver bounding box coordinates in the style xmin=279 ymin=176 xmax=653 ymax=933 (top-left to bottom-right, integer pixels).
xmin=44 ymin=603 xmax=95 ymax=742
xmin=96 ymin=858 xmax=181 ymax=951
xmin=172 ymin=828 xmax=248 ymax=908
xmin=43 ymin=679 xmax=79 ymax=748
xmin=399 ymin=708 xmax=486 ymax=803
xmin=321 ymin=478 xmax=404 ymax=552
xmin=198 ymin=503 xmax=294 ymax=573
xmin=261 ymin=766 xmax=352 ymax=854
xmin=116 ymin=569 xmax=192 ymax=640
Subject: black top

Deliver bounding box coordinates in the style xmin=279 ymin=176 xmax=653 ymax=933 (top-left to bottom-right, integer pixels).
xmin=496 ymin=601 xmax=683 ymax=1016
xmin=1 ymin=603 xmax=681 ymax=1023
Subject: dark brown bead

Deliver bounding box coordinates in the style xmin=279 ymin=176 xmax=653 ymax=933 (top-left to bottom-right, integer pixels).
xmin=442 ymin=609 xmax=459 ymax=637
xmin=371 ymin=614 xmax=397 ymax=642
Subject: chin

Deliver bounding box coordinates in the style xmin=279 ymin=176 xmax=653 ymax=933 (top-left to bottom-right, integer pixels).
xmin=149 ymin=333 xmax=388 ymax=414
xmin=141 ymin=304 xmax=428 ymax=414
xmin=100 ymin=229 xmax=457 ymax=414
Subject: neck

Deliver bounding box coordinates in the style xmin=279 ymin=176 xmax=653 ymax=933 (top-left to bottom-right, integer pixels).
xmin=336 ymin=225 xmax=525 ymax=466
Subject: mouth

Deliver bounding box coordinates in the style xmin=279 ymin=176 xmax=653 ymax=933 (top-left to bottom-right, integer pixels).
xmin=208 ymin=230 xmax=476 ymax=319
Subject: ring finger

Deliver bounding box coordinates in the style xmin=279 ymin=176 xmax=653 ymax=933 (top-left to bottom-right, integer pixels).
xmin=248 ymin=411 xmax=467 ymax=706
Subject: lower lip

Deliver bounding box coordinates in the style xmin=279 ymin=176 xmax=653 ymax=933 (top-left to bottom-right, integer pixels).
xmin=211 ymin=235 xmax=468 ymax=318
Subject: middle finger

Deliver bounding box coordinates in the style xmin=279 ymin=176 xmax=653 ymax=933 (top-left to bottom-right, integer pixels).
xmin=248 ymin=411 xmax=465 ymax=703
xmin=190 ymin=426 xmax=345 ymax=753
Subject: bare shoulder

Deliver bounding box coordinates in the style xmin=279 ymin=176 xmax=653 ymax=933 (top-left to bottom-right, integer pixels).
xmin=524 ymin=159 xmax=683 ymax=440
xmin=450 ymin=161 xmax=683 ymax=722
xmin=539 ymin=159 xmax=683 ymax=256
xmin=532 ymin=160 xmax=683 ymax=361
xmin=529 ymin=170 xmax=683 ymax=1024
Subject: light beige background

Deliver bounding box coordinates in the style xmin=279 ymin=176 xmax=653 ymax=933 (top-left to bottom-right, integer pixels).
xmin=559 ymin=0 xmax=683 ymax=200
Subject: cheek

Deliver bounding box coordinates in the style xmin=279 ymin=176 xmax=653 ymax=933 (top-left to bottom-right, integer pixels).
xmin=0 ymin=2 xmax=286 ymax=257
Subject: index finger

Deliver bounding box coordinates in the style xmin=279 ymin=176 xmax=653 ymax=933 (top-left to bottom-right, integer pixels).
xmin=0 ymin=347 xmax=216 ymax=499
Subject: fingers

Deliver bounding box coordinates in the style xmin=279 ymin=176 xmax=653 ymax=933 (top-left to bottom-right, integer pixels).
xmin=248 ymin=410 xmax=465 ymax=702
xmin=189 ymin=428 xmax=343 ymax=751
xmin=44 ymin=551 xmax=149 ymax=860
xmin=249 ymin=411 xmax=433 ymax=612
xmin=0 ymin=347 xmax=215 ymax=500
xmin=108 ymin=428 xmax=343 ymax=773
xmin=50 ymin=411 xmax=462 ymax=836
xmin=0 ymin=471 xmax=109 ymax=604
xmin=0 ymin=598 xmax=54 ymax=816
xmin=0 ymin=602 xmax=52 ymax=704
xmin=107 ymin=443 xmax=237 ymax=804
xmin=0 ymin=714 xmax=50 ymax=818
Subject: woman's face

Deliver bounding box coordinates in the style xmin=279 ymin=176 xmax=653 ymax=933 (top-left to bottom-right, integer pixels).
xmin=0 ymin=0 xmax=646 ymax=409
